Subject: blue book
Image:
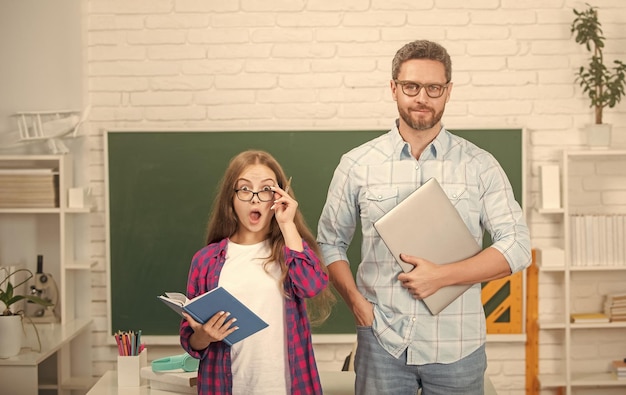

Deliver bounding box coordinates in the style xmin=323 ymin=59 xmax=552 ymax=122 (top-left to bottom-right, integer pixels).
xmin=158 ymin=287 xmax=269 ymax=346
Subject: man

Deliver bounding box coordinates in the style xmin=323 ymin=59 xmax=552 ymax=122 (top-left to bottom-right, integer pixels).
xmin=316 ymin=40 xmax=531 ymax=395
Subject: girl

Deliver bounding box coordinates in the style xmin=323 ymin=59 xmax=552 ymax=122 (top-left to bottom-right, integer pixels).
xmin=180 ymin=149 xmax=334 ymax=395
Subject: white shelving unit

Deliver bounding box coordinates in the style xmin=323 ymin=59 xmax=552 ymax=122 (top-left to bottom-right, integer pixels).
xmin=0 ymin=154 xmax=95 ymax=395
xmin=537 ymin=150 xmax=626 ymax=395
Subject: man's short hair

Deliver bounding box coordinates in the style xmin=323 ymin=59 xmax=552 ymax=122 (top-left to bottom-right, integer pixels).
xmin=391 ymin=40 xmax=452 ymax=82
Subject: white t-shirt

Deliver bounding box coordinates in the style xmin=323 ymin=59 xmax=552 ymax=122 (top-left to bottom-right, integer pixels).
xmin=220 ymin=240 xmax=290 ymax=395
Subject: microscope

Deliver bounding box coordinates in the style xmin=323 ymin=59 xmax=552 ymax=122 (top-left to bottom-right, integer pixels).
xmin=25 ymin=255 xmax=59 ymax=322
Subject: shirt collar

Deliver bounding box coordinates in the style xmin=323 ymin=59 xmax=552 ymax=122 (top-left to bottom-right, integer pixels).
xmin=391 ymin=119 xmax=452 ymax=160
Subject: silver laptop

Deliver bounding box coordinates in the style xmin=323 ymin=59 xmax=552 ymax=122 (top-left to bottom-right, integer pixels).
xmin=373 ymin=178 xmax=481 ymax=315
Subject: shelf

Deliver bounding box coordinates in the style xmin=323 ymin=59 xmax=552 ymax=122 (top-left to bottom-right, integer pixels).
xmin=571 ymin=372 xmax=626 ymax=387
xmin=537 ymin=264 xmax=626 ymax=272
xmin=535 ymin=148 xmax=626 ymax=394
xmin=0 ymin=208 xmax=60 ymax=214
xmin=570 ymin=265 xmax=626 ymax=272
xmin=65 ymin=259 xmax=97 ymax=270
xmin=0 ymin=153 xmax=92 ymax=395
xmin=485 ymin=333 xmax=526 ymax=343
xmin=0 ymin=207 xmax=91 ymax=214
xmin=566 ymin=149 xmax=626 ymax=158
xmin=66 ymin=207 xmax=92 ymax=214
xmin=537 ymin=207 xmax=564 ymax=215
xmin=571 ymin=322 xmax=626 ymax=329
xmin=61 ymin=376 xmax=99 ymax=390
xmin=538 ymin=373 xmax=566 ymax=388
xmin=539 ymin=371 xmax=626 ymax=388
xmin=537 ymin=262 xmax=565 ymax=272
xmin=538 ymin=320 xmax=566 ymax=329
xmin=37 ymin=381 xmax=58 ymax=390
xmin=0 ymin=318 xmax=92 ymax=366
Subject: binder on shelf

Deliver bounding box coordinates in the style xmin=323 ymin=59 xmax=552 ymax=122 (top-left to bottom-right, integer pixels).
xmin=539 ymin=165 xmax=561 ymax=209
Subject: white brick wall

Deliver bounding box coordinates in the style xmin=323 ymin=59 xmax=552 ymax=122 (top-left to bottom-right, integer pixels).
xmin=17 ymin=0 xmax=624 ymax=394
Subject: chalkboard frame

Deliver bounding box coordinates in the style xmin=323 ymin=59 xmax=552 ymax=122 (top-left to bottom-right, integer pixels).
xmin=104 ymin=128 xmax=526 ymax=341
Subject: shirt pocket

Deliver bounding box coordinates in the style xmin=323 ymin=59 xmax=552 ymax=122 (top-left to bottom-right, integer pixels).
xmin=364 ymin=187 xmax=398 ymax=223
xmin=441 ymin=185 xmax=471 ymax=220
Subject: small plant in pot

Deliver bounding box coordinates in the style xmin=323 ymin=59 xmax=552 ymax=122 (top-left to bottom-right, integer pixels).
xmin=571 ymin=3 xmax=626 ymax=147
xmin=0 ymin=267 xmax=53 ymax=358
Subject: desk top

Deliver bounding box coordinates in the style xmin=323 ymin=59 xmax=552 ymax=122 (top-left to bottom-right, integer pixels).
xmin=88 ymin=370 xmax=498 ymax=395
xmin=88 ymin=370 xmax=354 ymax=395
xmin=0 ymin=318 xmax=92 ymax=366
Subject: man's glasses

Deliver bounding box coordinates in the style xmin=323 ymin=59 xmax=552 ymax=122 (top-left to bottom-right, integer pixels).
xmin=234 ymin=187 xmax=275 ymax=202
xmin=394 ymin=80 xmax=449 ymax=98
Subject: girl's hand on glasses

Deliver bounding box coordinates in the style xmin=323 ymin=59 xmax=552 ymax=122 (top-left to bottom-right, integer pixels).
xmin=270 ymin=185 xmax=297 ymax=224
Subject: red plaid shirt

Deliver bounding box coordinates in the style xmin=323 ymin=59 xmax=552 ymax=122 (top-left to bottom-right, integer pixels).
xmin=180 ymin=238 xmax=328 ymax=395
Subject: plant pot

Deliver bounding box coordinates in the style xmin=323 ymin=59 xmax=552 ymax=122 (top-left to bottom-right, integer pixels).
xmin=586 ymin=123 xmax=612 ymax=149
xmin=0 ymin=314 xmax=23 ymax=358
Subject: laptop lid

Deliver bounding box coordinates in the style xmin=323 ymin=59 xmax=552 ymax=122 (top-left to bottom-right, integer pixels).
xmin=373 ymin=177 xmax=481 ymax=315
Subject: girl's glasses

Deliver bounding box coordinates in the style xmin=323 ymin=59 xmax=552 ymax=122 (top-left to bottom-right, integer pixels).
xmin=234 ymin=188 xmax=275 ymax=202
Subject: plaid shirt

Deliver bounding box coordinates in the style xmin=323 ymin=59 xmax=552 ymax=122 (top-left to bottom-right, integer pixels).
xmin=180 ymin=238 xmax=327 ymax=395
xmin=317 ymin=123 xmax=531 ymax=364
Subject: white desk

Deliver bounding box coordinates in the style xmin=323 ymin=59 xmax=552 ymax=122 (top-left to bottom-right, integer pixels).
xmin=0 ymin=318 xmax=93 ymax=395
xmin=88 ymin=370 xmax=353 ymax=395
xmin=88 ymin=370 xmax=498 ymax=395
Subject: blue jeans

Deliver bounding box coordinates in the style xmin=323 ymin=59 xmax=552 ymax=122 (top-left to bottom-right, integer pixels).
xmin=355 ymin=326 xmax=486 ymax=395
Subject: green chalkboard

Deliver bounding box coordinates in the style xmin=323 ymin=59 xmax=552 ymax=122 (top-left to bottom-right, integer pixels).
xmin=106 ymin=129 xmax=523 ymax=336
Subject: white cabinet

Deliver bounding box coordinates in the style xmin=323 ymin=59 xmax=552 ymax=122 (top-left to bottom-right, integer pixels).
xmin=537 ymin=150 xmax=626 ymax=395
xmin=0 ymin=154 xmax=94 ymax=395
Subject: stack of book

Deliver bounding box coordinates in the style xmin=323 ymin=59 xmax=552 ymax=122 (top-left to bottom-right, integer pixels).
xmin=0 ymin=168 xmax=59 ymax=208
xmin=611 ymin=360 xmax=626 ymax=380
xmin=140 ymin=366 xmax=197 ymax=394
xmin=570 ymin=312 xmax=610 ymax=323
xmin=604 ymin=293 xmax=626 ymax=322
xmin=569 ymin=214 xmax=626 ymax=267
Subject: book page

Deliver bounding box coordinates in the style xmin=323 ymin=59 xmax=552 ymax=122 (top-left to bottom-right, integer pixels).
xmin=164 ymin=292 xmax=188 ymax=306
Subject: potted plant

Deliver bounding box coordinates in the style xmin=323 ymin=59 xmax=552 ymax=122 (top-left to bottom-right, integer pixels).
xmin=571 ymin=3 xmax=626 ymax=147
xmin=0 ymin=267 xmax=53 ymax=358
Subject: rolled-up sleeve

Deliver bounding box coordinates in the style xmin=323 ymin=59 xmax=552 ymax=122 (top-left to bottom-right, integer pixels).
xmin=317 ymin=156 xmax=358 ymax=266
xmin=479 ymin=156 xmax=531 ymax=274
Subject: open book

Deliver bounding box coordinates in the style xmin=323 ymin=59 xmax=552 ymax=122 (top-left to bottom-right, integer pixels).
xmin=158 ymin=287 xmax=268 ymax=346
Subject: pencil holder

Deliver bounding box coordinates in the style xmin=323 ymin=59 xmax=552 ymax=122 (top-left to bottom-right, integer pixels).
xmin=117 ymin=348 xmax=148 ymax=387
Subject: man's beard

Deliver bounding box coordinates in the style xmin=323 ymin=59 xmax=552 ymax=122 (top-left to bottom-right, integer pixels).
xmin=398 ymin=105 xmax=444 ymax=131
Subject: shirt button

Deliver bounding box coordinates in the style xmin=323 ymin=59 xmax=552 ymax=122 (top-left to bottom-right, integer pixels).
xmin=415 ymin=165 xmax=419 ymax=170
xmin=452 ymin=194 xmax=457 ymax=198
xmin=412 ymin=317 xmax=416 ymax=322
xmin=378 ymin=195 xmax=382 ymax=200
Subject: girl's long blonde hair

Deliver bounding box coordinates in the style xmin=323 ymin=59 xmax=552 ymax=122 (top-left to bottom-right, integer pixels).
xmin=205 ymin=149 xmax=335 ymax=326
